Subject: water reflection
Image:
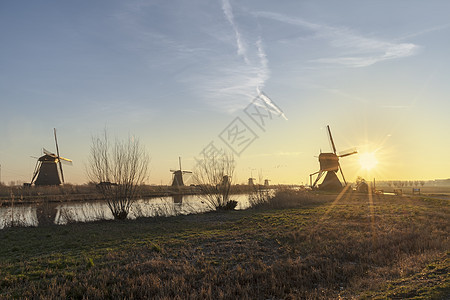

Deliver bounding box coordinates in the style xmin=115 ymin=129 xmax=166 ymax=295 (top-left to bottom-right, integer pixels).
xmin=56 ymin=201 xmax=112 ymax=225
xmin=0 ymin=205 xmax=38 ymax=228
xmin=0 ymin=194 xmax=251 ymax=229
xmin=36 ymin=201 xmax=59 ymax=226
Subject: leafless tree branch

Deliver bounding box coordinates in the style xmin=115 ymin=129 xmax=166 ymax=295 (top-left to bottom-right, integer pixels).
xmin=86 ymin=130 xmax=150 ymax=219
xmin=193 ymin=151 xmax=236 ymax=210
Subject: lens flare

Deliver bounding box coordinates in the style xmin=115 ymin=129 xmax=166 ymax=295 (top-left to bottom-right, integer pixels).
xmin=359 ymin=152 xmax=378 ymax=170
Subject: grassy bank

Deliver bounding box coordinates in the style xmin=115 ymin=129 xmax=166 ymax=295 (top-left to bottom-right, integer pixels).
xmin=0 ymin=191 xmax=449 ymax=299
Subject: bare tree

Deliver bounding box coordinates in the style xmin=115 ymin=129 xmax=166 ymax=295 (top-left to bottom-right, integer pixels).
xmin=248 ymin=170 xmax=270 ymax=207
xmin=193 ymin=151 xmax=236 ymax=210
xmin=87 ymin=131 xmax=149 ymax=219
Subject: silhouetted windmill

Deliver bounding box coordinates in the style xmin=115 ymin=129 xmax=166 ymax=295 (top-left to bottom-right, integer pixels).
xmin=248 ymin=168 xmax=256 ymax=186
xmin=221 ymin=175 xmax=231 ymax=187
xmin=30 ymin=128 xmax=73 ymax=186
xmin=170 ymin=157 xmax=192 ymax=186
xmin=309 ymin=125 xmax=357 ymax=191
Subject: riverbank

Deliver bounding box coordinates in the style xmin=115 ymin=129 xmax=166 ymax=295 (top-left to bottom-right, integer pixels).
xmin=1 ymin=191 xmax=448 ymax=299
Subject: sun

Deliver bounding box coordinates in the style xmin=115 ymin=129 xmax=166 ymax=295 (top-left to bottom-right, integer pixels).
xmin=359 ymin=152 xmax=378 ymax=170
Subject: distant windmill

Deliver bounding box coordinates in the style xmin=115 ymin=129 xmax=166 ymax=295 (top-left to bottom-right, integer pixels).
xmin=170 ymin=157 xmax=192 ymax=187
xmin=221 ymin=175 xmax=231 ymax=187
xmin=248 ymin=167 xmax=256 ymax=186
xmin=30 ymin=128 xmax=73 ymax=186
xmin=309 ymin=125 xmax=357 ymax=191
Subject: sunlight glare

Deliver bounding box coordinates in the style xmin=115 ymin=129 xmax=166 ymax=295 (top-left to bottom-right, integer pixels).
xmin=359 ymin=152 xmax=378 ymax=170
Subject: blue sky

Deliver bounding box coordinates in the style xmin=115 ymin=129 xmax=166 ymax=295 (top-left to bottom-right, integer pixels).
xmin=1 ymin=0 xmax=450 ymax=185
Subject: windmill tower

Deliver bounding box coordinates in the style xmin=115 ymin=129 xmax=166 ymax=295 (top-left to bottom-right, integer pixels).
xmin=170 ymin=157 xmax=192 ymax=187
xmin=309 ymin=125 xmax=357 ymax=191
xmin=248 ymin=167 xmax=256 ymax=186
xmin=30 ymin=128 xmax=73 ymax=186
xmin=221 ymin=175 xmax=231 ymax=187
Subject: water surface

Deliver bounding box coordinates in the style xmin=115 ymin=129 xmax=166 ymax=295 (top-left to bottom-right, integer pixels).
xmin=0 ymin=194 xmax=252 ymax=229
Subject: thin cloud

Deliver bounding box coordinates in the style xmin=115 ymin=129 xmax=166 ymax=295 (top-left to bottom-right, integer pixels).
xmin=256 ymin=38 xmax=270 ymax=85
xmin=256 ymin=89 xmax=287 ymax=120
xmin=243 ymin=151 xmax=302 ymax=158
xmin=256 ymin=11 xmax=419 ymax=68
xmin=199 ymin=63 xmax=269 ymax=112
xmin=399 ymin=23 xmax=450 ymax=40
xmin=381 ymin=105 xmax=412 ymax=109
xmin=191 ymin=1 xmax=270 ymax=113
xmin=327 ymin=88 xmax=369 ymax=104
xmin=116 ymin=1 xmax=271 ymax=113
xmin=221 ymin=0 xmax=248 ymax=63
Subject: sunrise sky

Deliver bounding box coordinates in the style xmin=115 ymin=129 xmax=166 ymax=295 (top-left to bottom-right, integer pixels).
xmin=1 ymin=0 xmax=450 ymax=185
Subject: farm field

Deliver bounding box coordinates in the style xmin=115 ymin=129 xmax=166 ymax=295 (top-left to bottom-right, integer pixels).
xmin=0 ymin=190 xmax=449 ymax=299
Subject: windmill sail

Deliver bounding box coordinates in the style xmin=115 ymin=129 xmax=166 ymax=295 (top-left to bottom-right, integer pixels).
xmin=170 ymin=157 xmax=192 ymax=187
xmin=30 ymin=129 xmax=72 ymax=186
xmin=310 ymin=125 xmax=357 ymax=191
xmin=327 ymin=125 xmax=337 ymax=154
xmin=339 ymin=148 xmax=358 ymax=157
xmin=54 ymin=128 xmax=65 ymax=183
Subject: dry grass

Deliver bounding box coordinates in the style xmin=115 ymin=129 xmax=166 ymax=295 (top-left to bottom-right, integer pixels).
xmin=250 ymin=188 xmax=328 ymax=209
xmin=0 ymin=190 xmax=448 ymax=299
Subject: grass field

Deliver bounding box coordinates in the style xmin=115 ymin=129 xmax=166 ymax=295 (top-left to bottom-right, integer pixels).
xmin=0 ymin=190 xmax=448 ymax=299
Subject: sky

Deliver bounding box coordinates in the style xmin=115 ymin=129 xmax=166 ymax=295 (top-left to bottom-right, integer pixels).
xmin=1 ymin=0 xmax=450 ymax=185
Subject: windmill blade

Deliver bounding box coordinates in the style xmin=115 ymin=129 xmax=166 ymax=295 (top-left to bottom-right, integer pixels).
xmin=179 ymin=156 xmax=182 ymax=171
xmin=327 ymin=125 xmax=337 ymax=154
xmin=312 ymin=171 xmax=324 ymax=188
xmin=60 ymin=159 xmax=73 ymax=166
xmin=339 ymin=152 xmax=357 ymax=158
xmin=43 ymin=148 xmax=56 ymax=157
xmin=339 ymin=148 xmax=358 ymax=157
xmin=58 ymin=159 xmax=65 ymax=183
xmin=183 ymin=172 xmax=194 ymax=184
xmin=58 ymin=156 xmax=73 ymax=163
xmin=170 ymin=169 xmax=177 ymax=173
xmin=30 ymin=161 xmax=41 ymax=185
xmin=339 ymin=166 xmax=347 ymax=186
xmin=182 ymin=171 xmax=193 ymax=174
xmin=54 ymin=128 xmax=61 ymax=158
xmin=339 ymin=151 xmax=357 ymax=158
xmin=54 ymin=128 xmax=65 ymax=184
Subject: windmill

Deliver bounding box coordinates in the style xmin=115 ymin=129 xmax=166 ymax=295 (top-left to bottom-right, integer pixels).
xmin=221 ymin=175 xmax=231 ymax=187
xmin=309 ymin=125 xmax=357 ymax=191
xmin=248 ymin=167 xmax=256 ymax=186
xmin=30 ymin=128 xmax=73 ymax=186
xmin=170 ymin=157 xmax=192 ymax=187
